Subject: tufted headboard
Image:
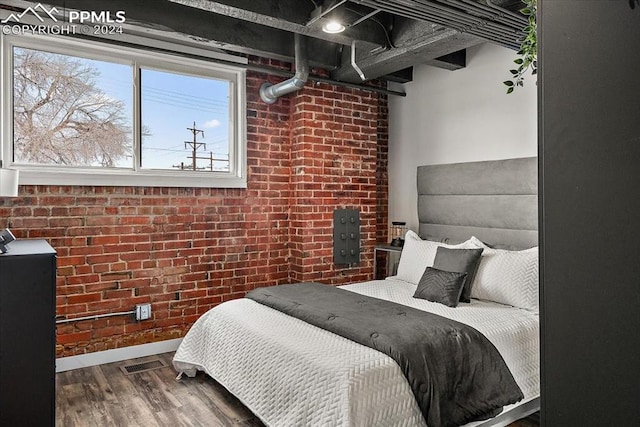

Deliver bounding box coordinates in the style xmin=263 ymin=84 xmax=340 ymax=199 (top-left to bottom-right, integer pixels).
xmin=417 ymin=157 xmax=538 ymax=249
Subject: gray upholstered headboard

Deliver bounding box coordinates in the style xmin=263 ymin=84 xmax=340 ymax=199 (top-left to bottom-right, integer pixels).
xmin=417 ymin=157 xmax=538 ymax=249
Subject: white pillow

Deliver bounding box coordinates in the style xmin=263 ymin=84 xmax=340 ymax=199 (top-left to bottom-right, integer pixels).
xmin=395 ymin=230 xmax=473 ymax=285
xmin=470 ymin=243 xmax=539 ymax=312
xmin=468 ymin=236 xmax=489 ymax=249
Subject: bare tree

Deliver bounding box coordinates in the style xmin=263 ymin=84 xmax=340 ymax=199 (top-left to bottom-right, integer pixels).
xmin=13 ymin=48 xmax=131 ymax=167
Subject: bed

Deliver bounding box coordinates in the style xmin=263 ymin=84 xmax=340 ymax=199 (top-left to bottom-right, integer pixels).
xmin=173 ymin=157 xmax=539 ymax=426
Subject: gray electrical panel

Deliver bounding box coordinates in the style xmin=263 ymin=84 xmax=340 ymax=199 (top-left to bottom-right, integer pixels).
xmin=333 ymin=209 xmax=360 ymax=266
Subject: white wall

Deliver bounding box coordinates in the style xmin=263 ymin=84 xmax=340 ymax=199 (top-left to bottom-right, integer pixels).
xmin=388 ymin=42 xmax=537 ymax=231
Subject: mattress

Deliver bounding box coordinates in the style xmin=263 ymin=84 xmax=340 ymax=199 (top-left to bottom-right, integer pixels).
xmin=173 ymin=278 xmax=539 ymax=427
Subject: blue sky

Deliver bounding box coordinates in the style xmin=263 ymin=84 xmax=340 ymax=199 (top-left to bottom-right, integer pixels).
xmin=90 ymin=59 xmax=231 ymax=170
xmin=140 ymin=68 xmax=230 ymax=171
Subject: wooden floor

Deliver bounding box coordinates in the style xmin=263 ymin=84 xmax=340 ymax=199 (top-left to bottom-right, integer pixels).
xmin=56 ymin=352 xmax=539 ymax=427
xmin=56 ymin=352 xmax=262 ymax=426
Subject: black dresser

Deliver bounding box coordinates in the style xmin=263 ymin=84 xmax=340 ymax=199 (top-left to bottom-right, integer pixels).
xmin=0 ymin=239 xmax=56 ymax=426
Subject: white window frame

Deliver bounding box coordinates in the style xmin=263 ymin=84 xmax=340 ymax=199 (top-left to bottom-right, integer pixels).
xmin=0 ymin=33 xmax=247 ymax=188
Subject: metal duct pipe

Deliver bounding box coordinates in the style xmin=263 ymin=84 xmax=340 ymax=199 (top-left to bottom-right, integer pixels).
xmin=260 ymin=33 xmax=309 ymax=104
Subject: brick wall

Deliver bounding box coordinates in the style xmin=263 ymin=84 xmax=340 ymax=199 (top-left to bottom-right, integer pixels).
xmin=0 ymin=60 xmax=389 ymax=357
xmin=289 ymin=83 xmax=382 ymax=284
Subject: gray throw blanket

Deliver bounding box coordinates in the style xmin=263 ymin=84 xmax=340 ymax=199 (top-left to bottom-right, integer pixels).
xmin=246 ymin=282 xmax=523 ymax=427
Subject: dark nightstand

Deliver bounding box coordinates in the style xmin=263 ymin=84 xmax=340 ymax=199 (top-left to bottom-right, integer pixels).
xmin=373 ymin=244 xmax=403 ymax=280
xmin=0 ymin=239 xmax=56 ymax=426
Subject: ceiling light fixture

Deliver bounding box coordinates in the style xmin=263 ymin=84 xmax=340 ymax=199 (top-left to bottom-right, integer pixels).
xmin=322 ymin=20 xmax=346 ymax=34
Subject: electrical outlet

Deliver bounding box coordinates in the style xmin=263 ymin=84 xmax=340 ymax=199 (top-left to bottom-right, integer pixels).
xmin=136 ymin=303 xmax=151 ymax=321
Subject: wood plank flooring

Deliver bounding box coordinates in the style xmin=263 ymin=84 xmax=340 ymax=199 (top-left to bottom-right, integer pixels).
xmin=56 ymin=352 xmax=539 ymax=427
xmin=56 ymin=352 xmax=262 ymax=426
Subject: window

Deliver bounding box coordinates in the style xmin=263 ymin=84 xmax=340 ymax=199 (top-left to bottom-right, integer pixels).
xmin=140 ymin=68 xmax=232 ymax=172
xmin=1 ymin=34 xmax=246 ymax=188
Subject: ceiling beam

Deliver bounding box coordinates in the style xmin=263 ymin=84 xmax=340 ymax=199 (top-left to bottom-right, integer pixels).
xmin=426 ymin=49 xmax=467 ymax=71
xmin=332 ymin=20 xmax=482 ymax=83
xmin=383 ymin=67 xmax=414 ymax=84
xmin=3 ymin=0 xmax=502 ymax=82
xmin=167 ymin=0 xmax=388 ymax=49
xmin=4 ymin=0 xmax=341 ymax=69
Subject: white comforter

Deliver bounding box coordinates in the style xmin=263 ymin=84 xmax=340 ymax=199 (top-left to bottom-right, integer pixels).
xmin=173 ymin=279 xmax=539 ymax=427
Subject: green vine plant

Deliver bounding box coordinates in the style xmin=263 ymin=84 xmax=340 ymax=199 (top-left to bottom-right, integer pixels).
xmin=504 ymin=0 xmax=537 ymax=94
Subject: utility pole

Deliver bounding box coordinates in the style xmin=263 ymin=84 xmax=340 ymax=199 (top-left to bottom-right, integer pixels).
xmin=173 ymin=122 xmax=229 ymax=171
xmin=174 ymin=122 xmax=206 ymax=171
xmin=185 ymin=121 xmax=205 ymax=171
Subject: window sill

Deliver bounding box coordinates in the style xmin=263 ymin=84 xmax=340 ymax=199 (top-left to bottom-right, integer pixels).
xmin=16 ymin=168 xmax=247 ymax=189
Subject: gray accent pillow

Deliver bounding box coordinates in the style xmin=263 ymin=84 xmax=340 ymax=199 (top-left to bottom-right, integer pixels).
xmin=433 ymin=247 xmax=484 ymax=303
xmin=413 ymin=267 xmax=467 ymax=307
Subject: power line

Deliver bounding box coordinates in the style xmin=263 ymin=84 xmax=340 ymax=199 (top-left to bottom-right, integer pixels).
xmin=172 ymin=122 xmax=230 ymax=171
xmin=143 ymin=86 xmax=229 ymax=106
xmin=141 ymin=91 xmax=228 ymax=108
xmin=142 ymin=96 xmax=227 ymax=114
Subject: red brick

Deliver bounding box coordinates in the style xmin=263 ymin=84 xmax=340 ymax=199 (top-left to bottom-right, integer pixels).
xmin=66 ymin=293 xmax=102 ymax=304
xmin=92 ymin=325 xmax=125 ymax=339
xmin=91 ymin=235 xmax=120 ymax=245
xmin=87 ymin=300 xmax=123 ymax=312
xmin=57 ymin=256 xmax=87 ymax=267
xmin=57 ymin=331 xmax=91 ymax=345
xmin=3 ymin=60 xmax=389 ymax=359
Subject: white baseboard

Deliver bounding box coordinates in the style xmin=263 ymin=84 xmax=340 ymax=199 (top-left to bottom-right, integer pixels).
xmin=56 ymin=338 xmax=183 ymax=373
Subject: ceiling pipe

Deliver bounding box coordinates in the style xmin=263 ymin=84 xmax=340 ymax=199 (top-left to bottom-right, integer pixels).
xmin=368 ymin=0 xmax=514 ymax=41
xmin=444 ymin=0 xmax=526 ymax=27
xmin=260 ymin=33 xmax=310 ymax=104
xmin=351 ymin=40 xmax=367 ymax=81
xmin=484 ymin=0 xmax=529 ymax=26
xmin=353 ymin=0 xmax=523 ymax=49
xmin=354 ymin=1 xmax=477 ymax=30
xmin=348 ymin=8 xmax=382 ymax=28
xmin=396 ymin=0 xmax=519 ymax=36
